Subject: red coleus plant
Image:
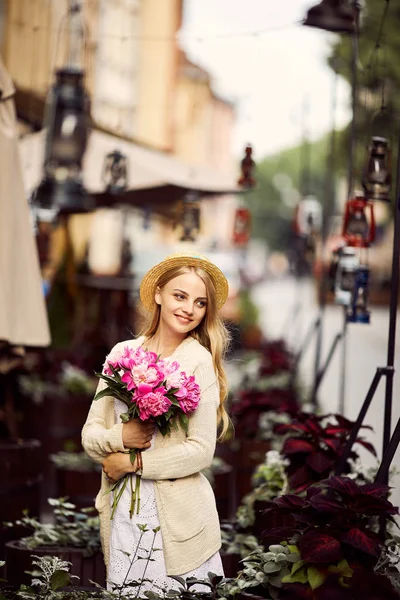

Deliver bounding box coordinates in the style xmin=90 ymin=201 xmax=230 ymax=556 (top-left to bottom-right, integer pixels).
xmin=231 ymin=387 xmax=300 ymax=438
xmin=274 ymin=413 xmax=376 ymax=492
xmin=259 ymin=339 xmax=294 ymax=376
xmin=279 ymin=567 xmax=400 ymax=600
xmin=262 ymin=476 xmax=398 ymax=569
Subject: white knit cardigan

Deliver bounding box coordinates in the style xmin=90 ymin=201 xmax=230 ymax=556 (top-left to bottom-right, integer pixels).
xmin=81 ymin=335 xmax=222 ymax=576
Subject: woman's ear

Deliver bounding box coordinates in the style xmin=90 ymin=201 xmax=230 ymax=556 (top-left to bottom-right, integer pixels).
xmin=155 ymin=287 xmax=161 ymax=305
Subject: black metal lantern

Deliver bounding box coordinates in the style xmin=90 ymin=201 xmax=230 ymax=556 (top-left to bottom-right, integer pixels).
xmin=362 ymin=137 xmax=392 ymax=203
xmin=347 ymin=265 xmax=370 ymax=324
xmin=33 ymin=66 xmax=93 ymax=217
xmin=334 ymin=246 xmax=359 ymax=306
xmin=179 ymin=192 xmax=201 ymax=242
xmin=303 ymin=0 xmax=356 ymax=33
xmin=102 ymin=150 xmax=129 ymax=195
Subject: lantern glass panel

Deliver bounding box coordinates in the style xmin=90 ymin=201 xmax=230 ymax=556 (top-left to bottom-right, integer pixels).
xmin=45 ymin=68 xmax=89 ymax=168
xmin=346 ymin=211 xmax=369 ymax=237
xmin=363 ymin=137 xmax=391 ymax=201
xmin=340 ymin=268 xmax=356 ymax=292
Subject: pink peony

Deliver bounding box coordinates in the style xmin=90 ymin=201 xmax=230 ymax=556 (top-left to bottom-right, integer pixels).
xmin=121 ymin=361 xmax=164 ymax=392
xmin=103 ymin=345 xmax=135 ymax=375
xmin=135 ymin=387 xmax=172 ymax=421
xmin=163 ymin=360 xmax=183 ymax=390
xmin=175 ymin=374 xmax=201 ymax=413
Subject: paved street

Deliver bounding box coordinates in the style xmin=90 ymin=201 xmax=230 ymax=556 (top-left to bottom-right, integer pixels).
xmin=251 ymin=276 xmax=400 ymax=508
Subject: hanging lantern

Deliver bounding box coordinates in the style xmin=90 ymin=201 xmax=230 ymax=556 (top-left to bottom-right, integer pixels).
xmin=362 ymin=137 xmax=392 ymax=203
xmin=233 ymin=207 xmax=251 ymax=246
xmin=347 ymin=265 xmax=370 ymax=324
xmin=33 ymin=67 xmax=92 ymax=218
xmin=102 ymin=150 xmax=129 ymax=195
xmin=294 ymin=196 xmax=323 ymax=236
xmin=334 ymin=246 xmax=359 ymax=306
xmin=238 ymin=144 xmax=256 ymax=189
xmin=342 ymin=195 xmax=375 ymax=248
xmin=179 ymin=192 xmax=201 ymax=242
xmin=303 ymin=0 xmax=356 ymax=33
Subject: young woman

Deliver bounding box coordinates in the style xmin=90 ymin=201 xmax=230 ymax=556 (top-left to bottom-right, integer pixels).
xmin=81 ymin=251 xmax=231 ymax=592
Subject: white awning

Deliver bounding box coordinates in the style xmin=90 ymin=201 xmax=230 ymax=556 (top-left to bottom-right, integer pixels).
xmin=18 ymin=128 xmax=240 ymax=197
xmin=0 ymin=58 xmax=50 ymax=347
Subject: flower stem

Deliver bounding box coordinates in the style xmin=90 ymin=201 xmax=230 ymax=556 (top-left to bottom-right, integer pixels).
xmin=135 ymin=529 xmax=157 ymax=598
xmin=118 ymin=528 xmax=146 ymax=600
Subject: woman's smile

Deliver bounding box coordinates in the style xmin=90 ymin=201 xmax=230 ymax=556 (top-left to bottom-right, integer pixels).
xmin=175 ymin=314 xmax=193 ymax=324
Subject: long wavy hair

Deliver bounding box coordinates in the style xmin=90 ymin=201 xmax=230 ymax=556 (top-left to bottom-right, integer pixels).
xmin=139 ymin=265 xmax=231 ymax=439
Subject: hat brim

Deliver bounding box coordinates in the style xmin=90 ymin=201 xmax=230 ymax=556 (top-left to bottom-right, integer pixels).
xmin=139 ymin=253 xmax=229 ymax=311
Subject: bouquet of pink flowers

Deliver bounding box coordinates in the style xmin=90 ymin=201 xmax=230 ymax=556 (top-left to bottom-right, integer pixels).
xmin=95 ymin=344 xmax=201 ymax=518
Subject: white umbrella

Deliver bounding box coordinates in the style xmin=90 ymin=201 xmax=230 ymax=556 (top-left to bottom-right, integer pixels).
xmin=0 ymin=56 xmax=50 ymax=347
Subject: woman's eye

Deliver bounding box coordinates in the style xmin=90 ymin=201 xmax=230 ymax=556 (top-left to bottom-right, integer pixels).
xmin=174 ymin=294 xmax=185 ymax=300
xmin=197 ymin=301 xmax=207 ymax=308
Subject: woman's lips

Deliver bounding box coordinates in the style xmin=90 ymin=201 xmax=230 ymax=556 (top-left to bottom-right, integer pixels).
xmin=175 ymin=314 xmax=192 ymax=324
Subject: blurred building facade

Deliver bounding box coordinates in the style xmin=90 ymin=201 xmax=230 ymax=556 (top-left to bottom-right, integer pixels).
xmin=0 ymin=0 xmax=238 ymax=253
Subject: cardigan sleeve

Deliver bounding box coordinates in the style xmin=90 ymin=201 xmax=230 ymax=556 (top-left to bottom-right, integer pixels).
xmin=141 ymin=360 xmax=219 ymax=480
xmin=81 ymin=378 xmax=125 ymax=464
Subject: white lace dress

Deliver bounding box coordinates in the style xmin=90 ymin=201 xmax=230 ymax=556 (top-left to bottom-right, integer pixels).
xmin=107 ymin=398 xmax=224 ymax=594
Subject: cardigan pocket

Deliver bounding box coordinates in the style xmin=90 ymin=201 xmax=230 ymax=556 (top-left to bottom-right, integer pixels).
xmin=156 ymin=474 xmax=212 ymax=542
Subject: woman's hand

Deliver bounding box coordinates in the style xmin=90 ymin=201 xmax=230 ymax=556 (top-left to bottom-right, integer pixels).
xmin=122 ymin=419 xmax=155 ymax=449
xmin=102 ymin=452 xmax=137 ymax=484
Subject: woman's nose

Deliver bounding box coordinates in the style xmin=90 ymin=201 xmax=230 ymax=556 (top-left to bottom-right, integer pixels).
xmin=183 ymin=302 xmax=194 ymax=316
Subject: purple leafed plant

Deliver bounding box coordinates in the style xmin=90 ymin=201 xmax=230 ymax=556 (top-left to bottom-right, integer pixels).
xmin=274 ymin=413 xmax=376 ymax=492
xmin=278 ymin=567 xmax=400 ymax=600
xmin=232 ymin=387 xmax=300 ymax=438
xmin=258 ymin=339 xmax=294 ymax=376
xmin=262 ymin=476 xmax=398 ymax=568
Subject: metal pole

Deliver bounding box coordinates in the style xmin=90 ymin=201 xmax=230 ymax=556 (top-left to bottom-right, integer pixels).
xmin=338 ymin=307 xmax=348 ymax=414
xmin=338 ymin=24 xmax=358 ymax=414
xmin=312 ymin=69 xmax=338 ymax=410
xmin=381 ymin=125 xmax=400 ymax=464
xmin=335 ymin=368 xmax=386 ymax=476
xmin=336 ymin=125 xmax=400 ymax=482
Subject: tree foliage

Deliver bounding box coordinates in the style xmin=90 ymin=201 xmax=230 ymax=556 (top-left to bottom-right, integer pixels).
xmin=244 ymin=134 xmax=332 ymax=251
xmin=328 ymin=0 xmax=400 ymax=186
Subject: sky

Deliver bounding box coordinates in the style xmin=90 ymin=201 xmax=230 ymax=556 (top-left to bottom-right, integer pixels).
xmin=179 ymin=0 xmax=352 ymax=160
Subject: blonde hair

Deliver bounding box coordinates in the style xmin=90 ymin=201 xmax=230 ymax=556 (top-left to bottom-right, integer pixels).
xmin=139 ymin=265 xmax=231 ymax=439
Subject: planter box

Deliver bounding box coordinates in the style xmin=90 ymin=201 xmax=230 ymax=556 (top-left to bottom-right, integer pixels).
xmin=221 ymin=552 xmax=241 ymax=579
xmin=5 ymin=540 xmax=106 ymax=588
xmin=213 ymin=464 xmax=236 ymax=521
xmin=0 ymin=439 xmax=42 ymax=522
xmin=22 ymin=393 xmax=93 ymax=456
xmin=235 ymin=439 xmax=271 ymax=503
xmin=55 ymin=468 xmax=101 ymax=508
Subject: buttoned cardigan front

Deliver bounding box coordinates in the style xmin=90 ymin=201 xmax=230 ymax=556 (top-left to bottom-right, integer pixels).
xmin=81 ymin=335 xmax=222 ymax=576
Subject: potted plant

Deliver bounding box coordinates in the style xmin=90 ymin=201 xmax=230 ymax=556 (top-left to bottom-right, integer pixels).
xmin=274 ymin=413 xmax=377 ymax=492
xmin=3 ymin=498 xmax=105 ymax=588
xmin=241 ymin=475 xmax=400 ymax=599
xmin=236 ymin=450 xmax=289 ymax=534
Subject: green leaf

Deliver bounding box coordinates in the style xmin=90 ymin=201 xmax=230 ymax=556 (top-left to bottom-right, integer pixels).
xmin=263 ymin=562 xmax=282 ymax=573
xmin=94 ymin=387 xmax=115 ymax=401
xmin=328 ymin=558 xmax=353 ymax=578
xmin=282 ymin=565 xmax=308 ymax=584
xmin=291 ymin=559 xmax=306 ymax=574
xmin=178 ymin=412 xmax=189 ymax=433
xmin=307 ymin=566 xmax=326 ymax=590
xmin=50 ymin=569 xmax=71 ymax=590
xmin=168 ymin=575 xmax=186 ymax=587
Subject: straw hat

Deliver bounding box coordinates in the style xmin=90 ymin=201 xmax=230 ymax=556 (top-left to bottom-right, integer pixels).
xmin=139 ymin=251 xmax=229 ymax=311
